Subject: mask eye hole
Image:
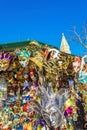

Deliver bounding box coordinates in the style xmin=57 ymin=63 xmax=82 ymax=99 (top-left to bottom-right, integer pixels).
xmin=22 ymin=58 xmax=26 ymax=61
xmin=42 ymin=113 xmax=51 ymax=127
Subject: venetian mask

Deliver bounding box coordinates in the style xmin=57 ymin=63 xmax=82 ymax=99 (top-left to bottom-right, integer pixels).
xmin=15 ymin=49 xmax=32 ymax=67
xmin=0 ymin=52 xmax=13 ymax=71
xmin=78 ymin=55 xmax=87 ymax=84
xmin=73 ymin=56 xmax=81 ymax=73
xmin=43 ymin=104 xmax=62 ymax=128
xmin=47 ymin=48 xmax=60 ymax=60
xmin=29 ymin=84 xmax=69 ymax=129
xmin=19 ymin=56 xmax=29 ymax=67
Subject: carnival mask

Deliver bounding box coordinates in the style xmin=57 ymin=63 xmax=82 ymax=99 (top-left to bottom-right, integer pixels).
xmin=73 ymin=56 xmax=81 ymax=73
xmin=78 ymin=55 xmax=87 ymax=84
xmin=47 ymin=48 xmax=60 ymax=60
xmin=19 ymin=56 xmax=29 ymax=67
xmin=15 ymin=49 xmax=32 ymax=67
xmin=29 ymin=84 xmax=69 ymax=129
xmin=0 ymin=52 xmax=13 ymax=71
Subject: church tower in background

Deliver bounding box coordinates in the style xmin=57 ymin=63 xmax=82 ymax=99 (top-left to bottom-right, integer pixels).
xmin=60 ymin=33 xmax=71 ymax=54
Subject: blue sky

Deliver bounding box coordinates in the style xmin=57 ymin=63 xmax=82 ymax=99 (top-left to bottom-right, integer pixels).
xmin=0 ymin=0 xmax=87 ymax=56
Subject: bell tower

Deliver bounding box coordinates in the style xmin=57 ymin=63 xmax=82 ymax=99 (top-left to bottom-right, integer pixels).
xmin=60 ymin=33 xmax=71 ymax=54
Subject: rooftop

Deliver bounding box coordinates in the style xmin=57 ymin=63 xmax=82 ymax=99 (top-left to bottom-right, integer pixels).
xmin=0 ymin=40 xmax=58 ymax=51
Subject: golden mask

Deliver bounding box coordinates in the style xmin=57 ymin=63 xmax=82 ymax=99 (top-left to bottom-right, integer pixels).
xmin=0 ymin=52 xmax=13 ymax=71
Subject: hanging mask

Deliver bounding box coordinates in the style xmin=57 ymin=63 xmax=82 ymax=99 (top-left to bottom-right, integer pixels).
xmin=29 ymin=87 xmax=69 ymax=129
xmin=15 ymin=49 xmax=32 ymax=67
xmin=47 ymin=48 xmax=60 ymax=60
xmin=0 ymin=52 xmax=13 ymax=71
xmin=78 ymin=55 xmax=87 ymax=84
xmin=73 ymin=56 xmax=81 ymax=73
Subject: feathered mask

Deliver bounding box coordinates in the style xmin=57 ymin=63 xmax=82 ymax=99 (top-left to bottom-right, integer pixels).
xmin=15 ymin=49 xmax=32 ymax=67
xmin=29 ymin=84 xmax=69 ymax=129
xmin=0 ymin=52 xmax=13 ymax=71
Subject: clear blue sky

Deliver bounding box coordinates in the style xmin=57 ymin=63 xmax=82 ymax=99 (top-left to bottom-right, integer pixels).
xmin=0 ymin=0 xmax=87 ymax=56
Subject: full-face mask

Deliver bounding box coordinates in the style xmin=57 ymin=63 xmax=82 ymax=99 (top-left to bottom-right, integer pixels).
xmin=15 ymin=49 xmax=32 ymax=67
xmin=29 ymin=84 xmax=69 ymax=129
xmin=0 ymin=52 xmax=13 ymax=71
